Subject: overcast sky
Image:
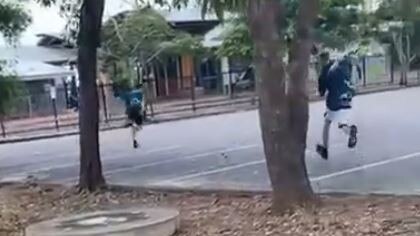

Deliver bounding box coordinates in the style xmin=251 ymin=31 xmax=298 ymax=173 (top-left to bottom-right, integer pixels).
xmin=0 ymin=1 xmax=141 ymax=46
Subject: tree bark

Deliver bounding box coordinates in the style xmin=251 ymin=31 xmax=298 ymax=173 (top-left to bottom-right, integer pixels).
xmin=77 ymin=0 xmax=106 ymax=191
xmin=247 ymin=0 xmax=318 ymax=212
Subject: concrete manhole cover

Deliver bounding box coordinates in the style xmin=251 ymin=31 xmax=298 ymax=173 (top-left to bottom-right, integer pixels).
xmin=26 ymin=207 xmax=179 ymax=236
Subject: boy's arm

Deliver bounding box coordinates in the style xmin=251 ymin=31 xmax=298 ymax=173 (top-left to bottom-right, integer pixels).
xmin=318 ymin=65 xmax=328 ymax=97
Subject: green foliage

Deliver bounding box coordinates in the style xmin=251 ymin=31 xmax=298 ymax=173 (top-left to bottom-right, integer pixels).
xmin=0 ymin=1 xmax=31 ymax=43
xmin=0 ymin=0 xmax=60 ymax=116
xmin=111 ymin=60 xmax=134 ymax=95
xmin=162 ymin=33 xmax=205 ymax=55
xmin=181 ymin=0 xmax=369 ymax=61
xmin=0 ymin=68 xmax=24 ymax=116
xmin=102 ymin=6 xmax=207 ymax=90
xmin=317 ymin=0 xmax=369 ymax=48
xmin=102 ymin=7 xmax=174 ymax=60
xmin=102 ymin=7 xmax=175 ymax=89
xmin=373 ymin=0 xmax=420 ymax=64
xmin=216 ymin=20 xmax=252 ymax=59
xmin=0 ymin=1 xmax=31 ymax=116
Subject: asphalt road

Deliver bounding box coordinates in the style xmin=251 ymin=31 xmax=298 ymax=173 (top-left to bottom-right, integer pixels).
xmin=1 ymin=87 xmax=420 ymax=195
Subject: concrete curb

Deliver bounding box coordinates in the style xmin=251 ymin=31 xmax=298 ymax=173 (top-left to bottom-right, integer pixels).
xmin=0 ymin=85 xmax=417 ymax=145
xmin=105 ymin=184 xmax=415 ymax=199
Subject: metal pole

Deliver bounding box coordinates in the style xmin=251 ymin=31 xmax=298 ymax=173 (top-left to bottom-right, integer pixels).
xmin=190 ymin=76 xmax=196 ymax=112
xmin=63 ymin=79 xmax=69 ymax=108
xmin=362 ymin=57 xmax=367 ymax=86
xmin=50 ymin=83 xmax=59 ymax=131
xmin=0 ymin=116 xmax=6 ymax=138
xmin=52 ymin=98 xmax=59 ymax=131
xmin=228 ymin=72 xmax=233 ymax=99
xmin=100 ymin=83 xmax=109 ymax=123
xmin=390 ymin=56 xmax=395 ymax=84
xmin=27 ymin=96 xmax=33 ymax=118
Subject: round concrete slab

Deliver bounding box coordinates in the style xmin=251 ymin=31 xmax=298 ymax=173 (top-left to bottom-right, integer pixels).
xmin=26 ymin=207 xmax=179 ymax=236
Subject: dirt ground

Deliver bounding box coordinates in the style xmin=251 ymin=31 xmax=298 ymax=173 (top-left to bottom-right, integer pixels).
xmin=1 ymin=183 xmax=420 ymax=236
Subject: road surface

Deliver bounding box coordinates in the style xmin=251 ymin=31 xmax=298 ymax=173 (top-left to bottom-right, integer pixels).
xmin=1 ymin=87 xmax=420 ymax=195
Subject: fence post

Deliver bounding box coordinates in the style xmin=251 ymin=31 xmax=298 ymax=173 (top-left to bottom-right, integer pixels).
xmin=0 ymin=116 xmax=6 ymax=138
xmin=362 ymin=57 xmax=367 ymax=86
xmin=417 ymin=70 xmax=420 ymax=83
xmin=390 ymin=56 xmax=395 ymax=84
xmin=228 ymin=72 xmax=234 ymax=99
xmin=190 ymin=76 xmax=196 ymax=112
xmin=100 ymin=83 xmax=109 ymax=123
xmin=50 ymin=85 xmax=59 ymax=131
xmin=63 ymin=80 xmax=69 ymax=108
xmin=27 ymin=96 xmax=33 ymax=118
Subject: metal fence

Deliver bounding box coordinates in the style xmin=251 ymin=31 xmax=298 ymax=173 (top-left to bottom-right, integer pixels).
xmin=1 ymin=60 xmax=419 ymax=140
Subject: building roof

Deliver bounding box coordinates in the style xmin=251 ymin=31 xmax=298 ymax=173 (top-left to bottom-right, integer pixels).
xmin=0 ymin=46 xmax=76 ymax=64
xmin=158 ymin=8 xmax=218 ymax=23
xmin=2 ymin=60 xmax=75 ymax=82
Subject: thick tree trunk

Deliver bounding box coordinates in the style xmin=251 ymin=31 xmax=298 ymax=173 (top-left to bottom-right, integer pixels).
xmin=77 ymin=0 xmax=106 ymax=191
xmin=247 ymin=0 xmax=318 ymax=212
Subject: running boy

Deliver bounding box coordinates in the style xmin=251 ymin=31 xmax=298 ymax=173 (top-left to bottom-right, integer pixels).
xmin=316 ymin=54 xmax=359 ymax=160
xmin=122 ymin=88 xmax=144 ymax=149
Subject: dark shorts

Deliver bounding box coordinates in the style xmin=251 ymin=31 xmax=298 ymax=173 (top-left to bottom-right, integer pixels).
xmin=127 ymin=107 xmax=143 ymax=126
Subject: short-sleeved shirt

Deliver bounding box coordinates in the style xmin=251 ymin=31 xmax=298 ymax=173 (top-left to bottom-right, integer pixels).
xmin=121 ymin=89 xmax=143 ymax=112
xmin=321 ymin=59 xmax=356 ymax=111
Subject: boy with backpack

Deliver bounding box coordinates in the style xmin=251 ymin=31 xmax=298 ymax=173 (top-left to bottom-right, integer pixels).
xmin=316 ymin=53 xmax=360 ymax=160
xmin=122 ymin=88 xmax=144 ymax=149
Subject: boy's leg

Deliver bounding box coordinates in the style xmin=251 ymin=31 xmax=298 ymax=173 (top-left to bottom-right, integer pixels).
xmin=336 ymin=107 xmax=357 ymax=148
xmin=322 ymin=118 xmax=332 ymax=149
xmin=338 ymin=123 xmax=358 ymax=148
xmin=317 ymin=117 xmax=332 ymax=160
xmin=131 ymin=123 xmax=140 ymax=149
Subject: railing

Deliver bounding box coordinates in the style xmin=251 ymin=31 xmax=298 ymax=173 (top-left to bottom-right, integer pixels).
xmin=1 ymin=66 xmax=419 ymax=141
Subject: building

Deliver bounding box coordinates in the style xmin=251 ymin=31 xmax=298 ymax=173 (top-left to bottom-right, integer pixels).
xmin=35 ymin=7 xmax=252 ymax=100
xmin=0 ymin=46 xmax=76 ymax=117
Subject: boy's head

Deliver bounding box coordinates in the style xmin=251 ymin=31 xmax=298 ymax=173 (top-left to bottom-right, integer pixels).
xmin=319 ymin=52 xmax=330 ymax=65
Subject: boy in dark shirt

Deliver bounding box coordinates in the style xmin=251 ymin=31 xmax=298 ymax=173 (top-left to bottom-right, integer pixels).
xmin=317 ymin=53 xmax=359 ymax=160
xmin=121 ymin=89 xmax=143 ymax=149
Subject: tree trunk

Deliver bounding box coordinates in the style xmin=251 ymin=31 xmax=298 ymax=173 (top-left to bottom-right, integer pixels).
xmin=400 ymin=63 xmax=409 ymax=86
xmin=247 ymin=0 xmax=318 ymax=212
xmin=77 ymin=0 xmax=106 ymax=191
xmin=393 ymin=32 xmax=410 ymax=86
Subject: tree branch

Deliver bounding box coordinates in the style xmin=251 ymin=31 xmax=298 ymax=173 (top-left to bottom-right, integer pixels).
xmin=288 ymin=0 xmax=319 ymax=96
xmin=109 ymin=17 xmax=125 ymax=44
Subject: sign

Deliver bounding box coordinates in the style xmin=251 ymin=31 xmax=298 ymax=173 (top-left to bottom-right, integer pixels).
xmin=50 ymin=85 xmax=57 ymax=100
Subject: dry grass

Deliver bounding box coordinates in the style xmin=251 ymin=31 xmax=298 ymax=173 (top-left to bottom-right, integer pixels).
xmin=1 ymin=183 xmax=420 ymax=236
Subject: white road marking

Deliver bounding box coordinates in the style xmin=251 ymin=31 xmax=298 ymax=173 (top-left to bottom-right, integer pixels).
xmin=310 ymin=151 xmax=420 ymax=182
xmin=154 ymin=151 xmax=420 ymax=186
xmin=154 ymin=148 xmax=321 ymax=185
xmin=155 ymin=160 xmax=266 ymax=185
xmin=7 ymin=145 xmax=182 ymax=177
xmin=61 ymin=144 xmax=260 ymax=183
xmin=104 ymin=144 xmax=259 ymax=176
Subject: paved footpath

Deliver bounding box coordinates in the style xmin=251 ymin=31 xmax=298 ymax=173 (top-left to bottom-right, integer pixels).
xmin=1 ymin=87 xmax=420 ymax=195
